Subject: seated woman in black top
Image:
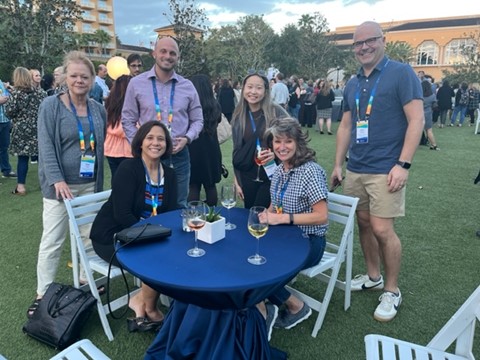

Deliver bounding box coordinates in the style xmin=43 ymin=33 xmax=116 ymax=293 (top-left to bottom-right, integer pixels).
xmin=90 ymin=121 xmax=178 ymax=332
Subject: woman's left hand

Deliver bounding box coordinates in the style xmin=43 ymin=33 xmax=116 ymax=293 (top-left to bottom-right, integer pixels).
xmin=54 ymin=181 xmax=74 ymax=200
xmin=261 ymin=211 xmax=288 ymax=225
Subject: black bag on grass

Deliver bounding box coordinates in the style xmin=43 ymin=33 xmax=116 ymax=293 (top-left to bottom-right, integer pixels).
xmin=23 ymin=282 xmax=96 ymax=349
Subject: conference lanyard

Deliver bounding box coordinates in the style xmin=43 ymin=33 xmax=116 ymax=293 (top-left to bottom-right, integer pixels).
xmin=274 ymin=171 xmax=293 ymax=214
xmin=69 ymin=97 xmax=95 ymax=153
xmin=248 ymin=111 xmax=261 ymax=151
xmin=142 ymin=160 xmax=161 ymax=217
xmin=151 ymin=78 xmax=176 ymax=130
xmin=354 ymin=59 xmax=389 ymax=121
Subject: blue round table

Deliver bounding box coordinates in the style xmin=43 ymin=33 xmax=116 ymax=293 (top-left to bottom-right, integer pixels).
xmin=116 ymin=208 xmax=310 ymax=360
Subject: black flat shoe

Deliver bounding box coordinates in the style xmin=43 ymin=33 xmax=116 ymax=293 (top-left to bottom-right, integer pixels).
xmin=27 ymin=298 xmax=42 ymax=318
xmin=127 ymin=317 xmax=163 ymax=333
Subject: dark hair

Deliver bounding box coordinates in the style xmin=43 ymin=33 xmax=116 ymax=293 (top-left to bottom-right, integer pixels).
xmin=41 ymin=73 xmax=54 ymax=91
xmin=105 ymin=75 xmax=132 ymax=128
xmin=131 ymin=122 xmax=172 ymax=159
xmin=421 ymin=80 xmax=433 ymax=97
xmin=265 ymin=117 xmax=316 ymax=168
xmin=127 ymin=53 xmax=142 ymax=65
xmin=190 ymin=74 xmax=222 ymax=137
xmin=220 ymin=78 xmax=231 ymax=89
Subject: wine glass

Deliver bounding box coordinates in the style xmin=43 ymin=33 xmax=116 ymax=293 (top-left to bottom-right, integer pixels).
xmin=253 ymin=147 xmax=264 ymax=182
xmin=186 ymin=201 xmax=207 ymax=257
xmin=221 ymin=184 xmax=237 ymax=230
xmin=247 ymin=206 xmax=268 ymax=265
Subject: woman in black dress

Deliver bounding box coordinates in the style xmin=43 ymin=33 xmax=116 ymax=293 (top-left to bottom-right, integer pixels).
xmin=217 ymin=78 xmax=235 ymax=123
xmin=188 ymin=74 xmax=223 ymax=206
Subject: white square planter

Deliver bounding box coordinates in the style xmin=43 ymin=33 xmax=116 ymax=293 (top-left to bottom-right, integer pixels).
xmin=198 ymin=216 xmax=225 ymax=244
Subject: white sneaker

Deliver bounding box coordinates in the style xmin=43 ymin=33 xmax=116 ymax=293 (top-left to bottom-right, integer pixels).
xmin=374 ymin=290 xmax=402 ymax=322
xmin=351 ymin=274 xmax=384 ymax=291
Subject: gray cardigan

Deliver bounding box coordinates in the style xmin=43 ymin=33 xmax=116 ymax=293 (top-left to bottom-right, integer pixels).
xmin=37 ymin=95 xmax=106 ymax=199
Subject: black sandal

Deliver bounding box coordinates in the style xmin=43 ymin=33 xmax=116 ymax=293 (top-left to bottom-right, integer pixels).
xmin=27 ymin=298 xmax=42 ymax=318
xmin=127 ymin=317 xmax=163 ymax=333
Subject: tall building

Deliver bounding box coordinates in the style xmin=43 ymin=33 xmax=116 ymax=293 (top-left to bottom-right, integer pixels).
xmin=75 ymin=0 xmax=116 ymax=60
xmin=333 ymin=15 xmax=480 ymax=81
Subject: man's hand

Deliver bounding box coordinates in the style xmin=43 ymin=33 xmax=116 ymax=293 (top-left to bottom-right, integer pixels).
xmin=172 ymin=137 xmax=188 ymax=154
xmin=387 ymin=165 xmax=409 ymax=192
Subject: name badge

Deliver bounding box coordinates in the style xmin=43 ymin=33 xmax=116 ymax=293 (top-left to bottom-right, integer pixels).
xmin=263 ymin=159 xmax=278 ymax=180
xmin=80 ymin=154 xmax=95 ymax=178
xmin=356 ymin=120 xmax=369 ymax=144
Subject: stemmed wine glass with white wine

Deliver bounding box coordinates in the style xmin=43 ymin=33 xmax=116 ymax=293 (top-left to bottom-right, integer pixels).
xmin=221 ymin=184 xmax=236 ymax=230
xmin=186 ymin=201 xmax=207 ymax=257
xmin=247 ymin=206 xmax=268 ymax=265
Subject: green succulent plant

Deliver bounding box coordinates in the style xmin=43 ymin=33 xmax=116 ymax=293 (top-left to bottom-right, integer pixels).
xmin=205 ymin=206 xmax=222 ymax=223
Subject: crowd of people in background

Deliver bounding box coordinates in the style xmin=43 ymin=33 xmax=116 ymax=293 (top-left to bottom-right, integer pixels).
xmin=1 ymin=23 xmax=479 ymax=346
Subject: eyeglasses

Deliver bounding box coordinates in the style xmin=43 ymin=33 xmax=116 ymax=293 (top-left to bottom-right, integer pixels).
xmin=157 ymin=34 xmax=179 ymax=41
xmin=352 ymin=36 xmax=382 ymax=49
xmin=129 ymin=64 xmax=143 ymax=68
xmin=247 ymin=69 xmax=267 ymax=77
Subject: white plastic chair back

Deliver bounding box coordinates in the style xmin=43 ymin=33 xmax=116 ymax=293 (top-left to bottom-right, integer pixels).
xmin=365 ymin=285 xmax=480 ymax=360
xmin=286 ymin=192 xmax=359 ymax=337
xmin=65 ymin=190 xmax=140 ymax=341
xmin=50 ymin=339 xmax=110 ymax=360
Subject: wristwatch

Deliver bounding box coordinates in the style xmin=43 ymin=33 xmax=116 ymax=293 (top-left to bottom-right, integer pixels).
xmin=396 ymin=161 xmax=411 ymax=170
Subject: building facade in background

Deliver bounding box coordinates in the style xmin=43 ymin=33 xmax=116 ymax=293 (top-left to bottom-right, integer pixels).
xmin=75 ymin=0 xmax=116 ymax=60
xmin=333 ymin=15 xmax=480 ymax=81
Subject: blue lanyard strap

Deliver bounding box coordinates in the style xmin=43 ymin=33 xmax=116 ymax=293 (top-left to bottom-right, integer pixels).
xmin=151 ymin=78 xmax=176 ymax=126
xmin=355 ymin=60 xmax=389 ymax=121
xmin=248 ymin=111 xmax=261 ymax=150
xmin=142 ymin=160 xmax=161 ymax=217
xmin=69 ymin=96 xmax=95 ymax=152
xmin=274 ymin=170 xmax=292 ymax=214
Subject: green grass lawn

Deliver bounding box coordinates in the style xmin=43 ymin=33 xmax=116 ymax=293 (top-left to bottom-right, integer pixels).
xmin=0 ymin=121 xmax=479 ymax=359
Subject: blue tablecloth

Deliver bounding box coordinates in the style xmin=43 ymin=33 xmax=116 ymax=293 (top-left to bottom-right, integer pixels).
xmin=116 ymin=208 xmax=310 ymax=360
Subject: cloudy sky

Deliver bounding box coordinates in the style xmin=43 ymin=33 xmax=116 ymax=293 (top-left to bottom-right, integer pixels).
xmin=113 ymin=0 xmax=479 ymax=47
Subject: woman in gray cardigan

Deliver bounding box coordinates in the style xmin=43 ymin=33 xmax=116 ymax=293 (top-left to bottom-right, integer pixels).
xmin=28 ymin=51 xmax=106 ymax=317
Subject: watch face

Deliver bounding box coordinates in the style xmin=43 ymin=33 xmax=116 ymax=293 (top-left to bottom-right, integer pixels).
xmin=397 ymin=161 xmax=411 ymax=169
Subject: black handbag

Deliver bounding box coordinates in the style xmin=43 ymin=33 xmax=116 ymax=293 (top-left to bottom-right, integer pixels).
xmin=114 ymin=223 xmax=172 ymax=245
xmin=22 ymin=282 xmax=96 ymax=349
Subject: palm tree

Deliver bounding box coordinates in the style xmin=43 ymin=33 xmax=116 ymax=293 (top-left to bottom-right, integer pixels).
xmin=93 ymin=29 xmax=111 ymax=57
xmin=385 ymin=41 xmax=414 ymax=63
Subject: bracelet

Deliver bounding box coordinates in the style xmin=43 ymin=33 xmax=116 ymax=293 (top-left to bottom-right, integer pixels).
xmin=289 ymin=213 xmax=294 ymax=225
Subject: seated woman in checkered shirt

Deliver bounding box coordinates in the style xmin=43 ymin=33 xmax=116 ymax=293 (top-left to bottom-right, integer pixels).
xmin=260 ymin=117 xmax=329 ymax=335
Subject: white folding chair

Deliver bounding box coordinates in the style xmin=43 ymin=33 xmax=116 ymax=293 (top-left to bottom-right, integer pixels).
xmin=65 ymin=190 xmax=140 ymax=341
xmin=50 ymin=339 xmax=110 ymax=360
xmin=365 ymin=285 xmax=480 ymax=360
xmin=286 ymin=192 xmax=359 ymax=337
xmin=474 ymin=109 xmax=480 ymax=134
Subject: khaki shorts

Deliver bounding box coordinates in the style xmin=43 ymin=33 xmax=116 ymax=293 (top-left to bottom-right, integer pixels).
xmin=343 ymin=170 xmax=405 ymax=218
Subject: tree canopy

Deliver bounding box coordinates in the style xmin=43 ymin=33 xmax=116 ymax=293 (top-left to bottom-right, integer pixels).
xmin=0 ymin=0 xmax=82 ymax=78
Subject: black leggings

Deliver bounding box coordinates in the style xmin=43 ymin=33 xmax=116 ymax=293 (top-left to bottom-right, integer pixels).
xmin=188 ymin=183 xmax=218 ymax=207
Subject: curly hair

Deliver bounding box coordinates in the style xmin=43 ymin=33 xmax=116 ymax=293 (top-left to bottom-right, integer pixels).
xmin=265 ymin=117 xmax=316 ymax=168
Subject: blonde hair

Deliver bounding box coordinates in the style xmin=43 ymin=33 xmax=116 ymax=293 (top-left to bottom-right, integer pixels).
xmin=29 ymin=69 xmax=41 ymax=87
xmin=13 ymin=67 xmax=33 ymax=90
xmin=63 ymin=51 xmax=95 ymax=78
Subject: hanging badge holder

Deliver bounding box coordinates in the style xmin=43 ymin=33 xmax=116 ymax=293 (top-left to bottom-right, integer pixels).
xmin=263 ymin=159 xmax=278 ymax=180
xmin=80 ymin=153 xmax=95 ymax=178
xmin=356 ymin=120 xmax=369 ymax=144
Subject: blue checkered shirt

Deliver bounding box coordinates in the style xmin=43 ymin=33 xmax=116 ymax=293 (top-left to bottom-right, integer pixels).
xmin=270 ymin=161 xmax=329 ymax=236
